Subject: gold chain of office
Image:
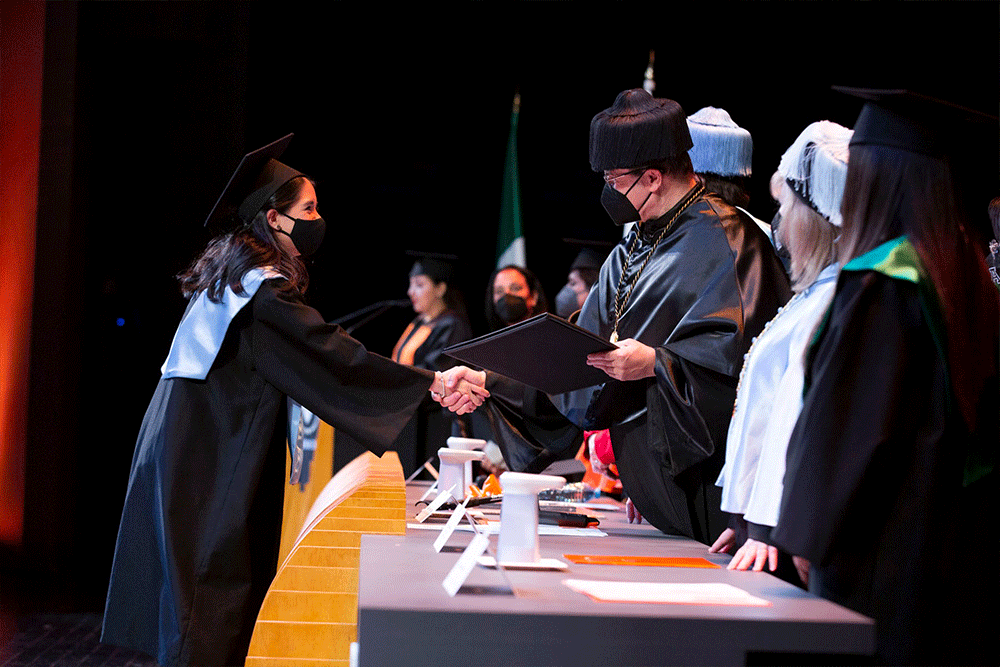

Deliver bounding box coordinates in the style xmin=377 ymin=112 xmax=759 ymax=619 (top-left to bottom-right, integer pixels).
xmin=609 ymin=183 xmax=705 ymax=344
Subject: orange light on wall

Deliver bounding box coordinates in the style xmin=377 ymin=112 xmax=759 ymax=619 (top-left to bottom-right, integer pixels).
xmin=0 ymin=0 xmax=45 ymax=546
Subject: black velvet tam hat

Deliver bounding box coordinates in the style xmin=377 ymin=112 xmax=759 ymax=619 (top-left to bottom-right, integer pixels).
xmin=204 ymin=133 xmax=304 ymax=230
xmin=589 ymin=89 xmax=693 ymax=172
xmin=835 ymin=87 xmax=997 ymax=158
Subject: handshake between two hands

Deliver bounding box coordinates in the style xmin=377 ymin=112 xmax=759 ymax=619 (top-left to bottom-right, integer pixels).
xmin=430 ymin=367 xmax=490 ymax=415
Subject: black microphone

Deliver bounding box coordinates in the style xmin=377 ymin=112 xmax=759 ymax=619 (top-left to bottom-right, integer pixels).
xmin=330 ymin=299 xmax=411 ymax=333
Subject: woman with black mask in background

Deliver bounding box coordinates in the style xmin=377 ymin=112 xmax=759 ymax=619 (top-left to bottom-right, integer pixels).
xmin=484 ymin=264 xmax=548 ymax=331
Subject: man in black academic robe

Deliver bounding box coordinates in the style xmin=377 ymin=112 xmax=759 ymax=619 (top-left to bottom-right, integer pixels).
xmin=473 ymin=89 xmax=790 ymax=545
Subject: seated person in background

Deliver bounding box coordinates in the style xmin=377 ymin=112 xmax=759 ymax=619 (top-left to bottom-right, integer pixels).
xmin=392 ymin=255 xmax=473 ymax=468
xmin=708 ymin=121 xmax=852 ymax=584
xmin=554 ymin=247 xmax=604 ymax=320
xmin=558 ymin=245 xmax=613 ymax=489
xmin=484 ymin=264 xmax=548 ymax=330
xmin=461 ymin=265 xmax=549 ymax=474
xmin=393 ymin=255 xmax=471 ymax=371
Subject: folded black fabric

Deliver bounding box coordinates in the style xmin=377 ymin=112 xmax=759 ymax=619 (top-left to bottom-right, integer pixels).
xmin=443 ymin=313 xmax=616 ymax=394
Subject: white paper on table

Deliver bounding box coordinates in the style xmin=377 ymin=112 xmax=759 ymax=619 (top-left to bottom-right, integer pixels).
xmin=562 ymin=579 xmax=771 ymax=607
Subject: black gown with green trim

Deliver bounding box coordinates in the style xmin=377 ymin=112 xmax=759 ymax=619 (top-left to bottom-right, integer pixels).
xmin=102 ymin=278 xmax=432 ymax=667
xmin=772 ymin=237 xmax=998 ymax=665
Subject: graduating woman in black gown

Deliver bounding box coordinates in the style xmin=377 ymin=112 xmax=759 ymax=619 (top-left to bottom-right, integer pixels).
xmin=772 ymin=91 xmax=999 ymax=665
xmin=101 ymin=136 xmax=485 ymax=667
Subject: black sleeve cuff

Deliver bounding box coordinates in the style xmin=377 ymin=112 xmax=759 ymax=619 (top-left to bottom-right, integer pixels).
xmin=746 ymin=520 xmax=774 ymax=543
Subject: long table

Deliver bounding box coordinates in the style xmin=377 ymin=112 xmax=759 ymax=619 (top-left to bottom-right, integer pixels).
xmin=357 ymin=482 xmax=873 ymax=666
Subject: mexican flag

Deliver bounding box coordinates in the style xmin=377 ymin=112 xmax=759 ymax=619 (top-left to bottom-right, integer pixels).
xmin=496 ymin=93 xmax=525 ymax=268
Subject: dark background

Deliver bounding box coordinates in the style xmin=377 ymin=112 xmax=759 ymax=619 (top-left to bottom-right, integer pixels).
xmin=9 ymin=1 xmax=998 ymax=615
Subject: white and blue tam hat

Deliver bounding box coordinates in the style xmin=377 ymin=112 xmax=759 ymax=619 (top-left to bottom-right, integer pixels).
xmin=686 ymin=107 xmax=753 ymax=177
xmin=777 ymin=120 xmax=853 ymax=227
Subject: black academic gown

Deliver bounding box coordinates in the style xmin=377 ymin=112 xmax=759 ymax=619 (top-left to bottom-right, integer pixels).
xmin=484 ymin=189 xmax=791 ymax=544
xmin=101 ymin=279 xmax=432 ymax=667
xmin=390 ymin=311 xmax=472 ymax=469
xmin=772 ymin=267 xmax=999 ymax=665
xmin=392 ymin=311 xmax=471 ymax=373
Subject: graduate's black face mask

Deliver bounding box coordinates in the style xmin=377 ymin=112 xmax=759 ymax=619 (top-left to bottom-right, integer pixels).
xmin=277 ymin=213 xmax=326 ymax=257
xmin=601 ymin=169 xmax=651 ymax=226
xmin=494 ymin=293 xmax=529 ymax=324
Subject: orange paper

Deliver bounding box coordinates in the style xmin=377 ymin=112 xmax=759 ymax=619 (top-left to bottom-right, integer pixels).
xmin=562 ymin=554 xmax=720 ymax=569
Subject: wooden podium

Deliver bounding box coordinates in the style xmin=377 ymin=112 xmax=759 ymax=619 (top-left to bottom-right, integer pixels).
xmin=246 ymin=447 xmax=406 ymax=666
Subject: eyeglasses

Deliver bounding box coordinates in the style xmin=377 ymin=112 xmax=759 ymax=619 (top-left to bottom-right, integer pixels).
xmin=603 ymin=168 xmax=647 ymax=188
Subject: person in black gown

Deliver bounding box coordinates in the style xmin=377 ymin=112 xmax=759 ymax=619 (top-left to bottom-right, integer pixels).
xmin=771 ymin=90 xmax=999 ymax=665
xmin=391 ymin=256 xmax=472 ymax=468
xmin=554 ymin=247 xmax=604 ymax=320
xmin=101 ymin=136 xmax=485 ymax=667
xmin=484 ymin=264 xmax=548 ymax=331
xmin=442 ymin=90 xmax=790 ymax=544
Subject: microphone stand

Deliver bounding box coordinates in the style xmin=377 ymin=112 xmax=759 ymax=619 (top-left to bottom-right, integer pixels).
xmin=329 ymin=299 xmax=411 ymax=334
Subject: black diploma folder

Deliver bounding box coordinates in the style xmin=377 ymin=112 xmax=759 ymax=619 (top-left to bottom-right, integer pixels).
xmin=443 ymin=313 xmax=616 ymax=394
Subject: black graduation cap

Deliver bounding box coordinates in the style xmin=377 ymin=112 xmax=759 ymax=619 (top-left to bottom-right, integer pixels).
xmin=204 ymin=133 xmax=303 ymax=230
xmin=405 ymin=250 xmax=460 ymax=284
xmin=570 ymin=248 xmax=605 ymax=272
xmin=834 ymin=87 xmax=997 ymax=158
xmin=561 ymin=238 xmax=613 ymax=272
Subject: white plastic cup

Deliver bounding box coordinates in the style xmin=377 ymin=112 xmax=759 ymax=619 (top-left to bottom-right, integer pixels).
xmin=496 ymin=472 xmax=565 ymax=563
xmin=446 ymin=437 xmax=488 ymax=491
xmin=437 ymin=448 xmax=485 ymax=500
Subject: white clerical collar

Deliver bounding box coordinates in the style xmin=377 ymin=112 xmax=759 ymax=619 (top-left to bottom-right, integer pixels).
xmin=801 ymin=262 xmax=839 ymax=297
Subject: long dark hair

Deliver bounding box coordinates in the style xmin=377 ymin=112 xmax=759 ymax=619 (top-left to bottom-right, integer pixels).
xmin=838 ymin=144 xmax=999 ymax=432
xmin=179 ymin=176 xmax=312 ymax=302
xmin=698 ymin=173 xmax=751 ymax=208
xmin=438 ymin=281 xmax=468 ymax=320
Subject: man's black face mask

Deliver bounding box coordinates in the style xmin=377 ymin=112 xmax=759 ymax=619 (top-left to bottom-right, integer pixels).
xmin=601 ymin=170 xmax=651 ymax=226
